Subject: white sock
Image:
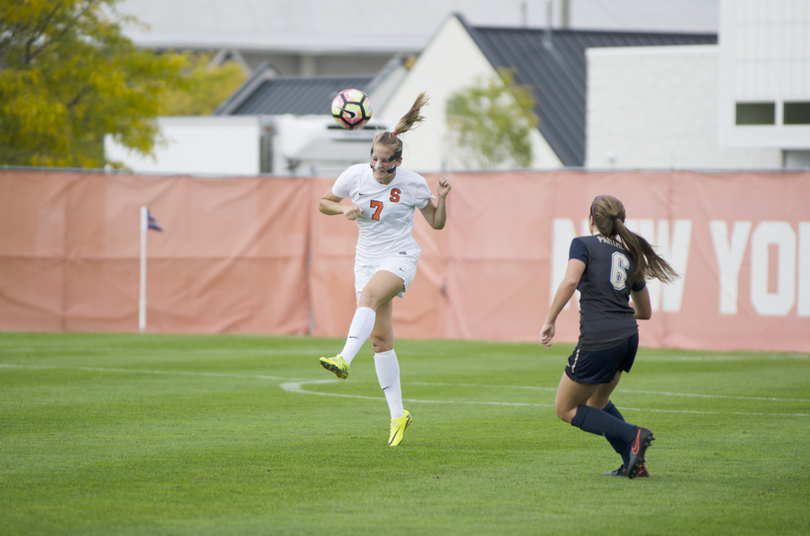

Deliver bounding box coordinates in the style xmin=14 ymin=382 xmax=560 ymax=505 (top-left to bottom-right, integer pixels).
xmin=374 ymin=349 xmax=403 ymax=419
xmin=339 ymin=307 xmax=376 ymax=365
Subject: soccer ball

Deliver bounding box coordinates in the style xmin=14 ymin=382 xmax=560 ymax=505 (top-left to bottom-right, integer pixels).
xmin=331 ymin=89 xmax=372 ymax=130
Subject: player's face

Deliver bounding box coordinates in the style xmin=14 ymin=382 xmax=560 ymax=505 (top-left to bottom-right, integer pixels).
xmin=370 ymin=144 xmax=400 ymax=182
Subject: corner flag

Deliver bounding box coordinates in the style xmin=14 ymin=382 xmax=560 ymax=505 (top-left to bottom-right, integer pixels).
xmin=147 ymin=209 xmax=163 ymax=232
xmin=139 ymin=206 xmax=163 ymax=333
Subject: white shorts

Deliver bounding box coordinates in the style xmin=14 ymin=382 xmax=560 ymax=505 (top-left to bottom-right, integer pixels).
xmin=355 ymin=253 xmax=419 ymax=299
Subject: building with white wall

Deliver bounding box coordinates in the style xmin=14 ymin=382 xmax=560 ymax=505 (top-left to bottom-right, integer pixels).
xmin=718 ymin=0 xmax=810 ymax=167
xmin=587 ymin=0 xmax=810 ymax=170
xmin=375 ymin=15 xmax=561 ymax=172
xmin=104 ymin=113 xmax=392 ymax=177
xmin=105 ymin=116 xmax=263 ymax=175
xmin=112 ymin=1 xmax=810 ymax=174
xmin=586 ymin=46 xmax=782 ymax=169
xmin=378 ymin=14 xmax=714 ymax=172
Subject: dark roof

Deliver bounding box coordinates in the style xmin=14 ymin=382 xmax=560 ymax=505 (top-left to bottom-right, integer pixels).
xmin=461 ymin=17 xmax=717 ymax=166
xmin=222 ymin=75 xmax=374 ymax=115
xmin=215 ymin=55 xmax=409 ymax=115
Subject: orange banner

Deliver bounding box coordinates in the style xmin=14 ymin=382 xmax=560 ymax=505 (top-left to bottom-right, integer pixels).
xmin=0 ymin=171 xmax=311 ymax=334
xmin=2 ymin=169 xmax=808 ymax=352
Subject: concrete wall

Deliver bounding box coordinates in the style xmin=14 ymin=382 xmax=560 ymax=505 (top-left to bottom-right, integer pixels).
xmin=718 ymin=0 xmax=810 ymax=149
xmin=104 ymin=115 xmax=389 ymax=177
xmin=586 ymin=45 xmax=782 ymax=169
xmin=105 ymin=116 xmax=262 ymax=176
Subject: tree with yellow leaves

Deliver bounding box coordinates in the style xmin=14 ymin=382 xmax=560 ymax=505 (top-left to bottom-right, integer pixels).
xmin=158 ymin=52 xmax=248 ymax=117
xmin=0 ymin=0 xmax=187 ymax=168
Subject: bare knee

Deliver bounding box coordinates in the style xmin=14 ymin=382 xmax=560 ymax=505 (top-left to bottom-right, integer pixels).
xmin=371 ymin=336 xmax=393 ymax=353
xmin=555 ymin=403 xmax=576 ymax=424
xmin=370 ymin=325 xmax=393 ymax=353
xmin=357 ymin=292 xmax=379 ymax=310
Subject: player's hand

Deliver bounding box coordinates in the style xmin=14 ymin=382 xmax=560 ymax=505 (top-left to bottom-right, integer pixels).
xmin=437 ymin=175 xmax=452 ymax=198
xmin=344 ymin=206 xmax=363 ymax=221
xmin=540 ymin=322 xmax=555 ymax=349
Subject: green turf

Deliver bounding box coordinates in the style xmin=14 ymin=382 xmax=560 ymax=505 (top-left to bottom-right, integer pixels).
xmin=1 ymin=332 xmax=808 ymax=535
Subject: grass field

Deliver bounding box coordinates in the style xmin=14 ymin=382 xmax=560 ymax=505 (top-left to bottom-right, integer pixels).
xmin=1 ymin=332 xmax=808 ymax=536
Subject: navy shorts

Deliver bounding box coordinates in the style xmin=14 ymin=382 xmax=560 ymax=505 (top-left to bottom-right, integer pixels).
xmin=564 ymin=333 xmax=639 ymax=385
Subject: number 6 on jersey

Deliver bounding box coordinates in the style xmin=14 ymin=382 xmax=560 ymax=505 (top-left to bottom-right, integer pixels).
xmin=610 ymin=251 xmax=630 ymax=290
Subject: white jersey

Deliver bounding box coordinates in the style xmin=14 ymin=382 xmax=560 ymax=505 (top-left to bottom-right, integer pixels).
xmin=332 ymin=163 xmax=435 ymax=266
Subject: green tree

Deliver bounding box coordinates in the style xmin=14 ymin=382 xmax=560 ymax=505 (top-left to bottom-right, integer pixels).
xmin=446 ymin=68 xmax=539 ymax=169
xmin=0 ymin=0 xmax=187 ymax=168
xmin=158 ymin=53 xmax=249 ymax=116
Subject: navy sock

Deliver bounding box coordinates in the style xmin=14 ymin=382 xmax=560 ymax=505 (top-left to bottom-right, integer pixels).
xmin=603 ymin=401 xmax=630 ymax=466
xmin=602 ymin=401 xmax=623 ymax=420
xmin=571 ymin=405 xmax=638 ymax=454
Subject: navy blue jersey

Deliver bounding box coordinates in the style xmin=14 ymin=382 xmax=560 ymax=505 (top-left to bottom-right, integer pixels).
xmin=570 ymin=235 xmax=646 ymax=351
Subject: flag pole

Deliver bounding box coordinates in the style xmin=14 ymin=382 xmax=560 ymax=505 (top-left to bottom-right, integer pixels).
xmin=139 ymin=206 xmax=147 ymax=333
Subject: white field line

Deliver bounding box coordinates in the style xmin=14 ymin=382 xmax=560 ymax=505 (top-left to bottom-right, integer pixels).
xmin=407 ymin=382 xmax=810 ymax=403
xmin=0 ymin=348 xmax=321 ymax=355
xmin=2 ymin=363 xmax=808 ymax=417
xmin=0 ymin=363 xmax=309 ymax=382
xmin=281 ymin=380 xmax=810 ymax=417
xmin=280 ymin=379 xmax=551 ymax=406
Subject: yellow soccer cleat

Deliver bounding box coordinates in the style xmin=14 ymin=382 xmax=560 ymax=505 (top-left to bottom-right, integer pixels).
xmin=319 ymin=354 xmax=349 ymax=380
xmin=388 ymin=410 xmax=412 ymax=447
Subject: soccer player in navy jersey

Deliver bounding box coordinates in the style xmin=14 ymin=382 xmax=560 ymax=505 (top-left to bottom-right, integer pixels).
xmin=317 ymin=92 xmax=452 ymax=447
xmin=540 ymin=195 xmax=679 ymax=478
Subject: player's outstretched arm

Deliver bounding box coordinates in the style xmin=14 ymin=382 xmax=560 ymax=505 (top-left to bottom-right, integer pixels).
xmin=420 ymin=176 xmax=451 ymax=229
xmin=319 ymin=189 xmax=362 ymax=221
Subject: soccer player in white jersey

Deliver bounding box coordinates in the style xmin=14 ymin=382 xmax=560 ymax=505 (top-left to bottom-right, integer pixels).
xmin=317 ymin=92 xmax=452 ymax=447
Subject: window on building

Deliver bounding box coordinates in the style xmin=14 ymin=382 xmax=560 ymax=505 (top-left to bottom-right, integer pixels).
xmin=736 ymin=102 xmax=776 ymax=125
xmin=260 ymin=125 xmax=274 ymax=174
xmin=783 ymin=102 xmax=810 ymax=125
xmin=735 ymin=102 xmax=775 ymax=125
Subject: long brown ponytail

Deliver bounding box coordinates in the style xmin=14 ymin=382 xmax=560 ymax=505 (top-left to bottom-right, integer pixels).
xmin=591 ymin=195 xmax=679 ymax=284
xmin=371 ymin=92 xmax=429 ymax=158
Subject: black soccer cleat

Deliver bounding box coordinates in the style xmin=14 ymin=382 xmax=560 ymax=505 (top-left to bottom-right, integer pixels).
xmin=627 ymin=427 xmax=654 ymax=479
xmin=603 ymin=464 xmax=649 ymax=478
